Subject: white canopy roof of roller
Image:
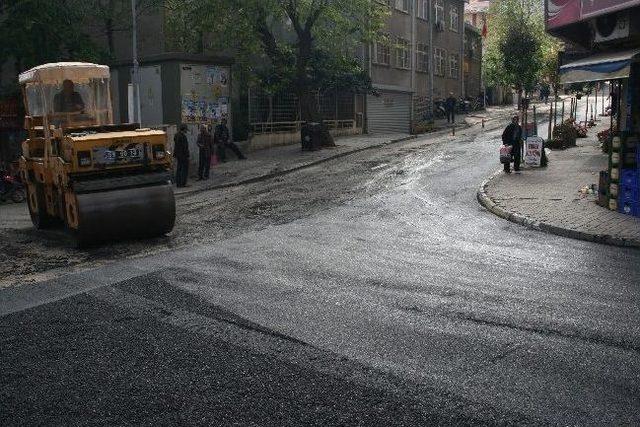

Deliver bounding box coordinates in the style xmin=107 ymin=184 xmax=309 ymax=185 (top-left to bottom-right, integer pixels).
xmin=18 ymin=62 xmax=110 ymax=85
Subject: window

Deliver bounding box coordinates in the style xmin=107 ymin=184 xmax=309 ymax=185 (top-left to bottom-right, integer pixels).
xmin=396 ymin=37 xmax=411 ymax=69
xmin=450 ymin=53 xmax=459 ymax=78
xmin=450 ymin=4 xmax=460 ymax=31
xmin=418 ymin=0 xmax=429 ymax=20
xmin=395 ymin=0 xmax=410 ymax=13
xmin=374 ymin=38 xmax=391 ymax=65
xmin=464 ymin=33 xmax=478 ymax=59
xmin=434 ymin=0 xmax=444 ymax=24
xmin=434 ymin=47 xmax=445 ymax=76
xmin=416 ymin=43 xmax=429 ymax=72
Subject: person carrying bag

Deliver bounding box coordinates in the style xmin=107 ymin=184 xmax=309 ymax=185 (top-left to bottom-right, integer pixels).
xmin=501 ymin=115 xmax=523 ymax=174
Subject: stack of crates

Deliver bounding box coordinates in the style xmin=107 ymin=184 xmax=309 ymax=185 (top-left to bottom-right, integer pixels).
xmin=617 ymin=134 xmax=639 ymax=217
xmin=608 ymin=133 xmax=623 ymax=211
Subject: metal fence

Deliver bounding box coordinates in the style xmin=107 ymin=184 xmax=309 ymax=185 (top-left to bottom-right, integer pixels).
xmin=413 ymin=95 xmax=433 ymax=125
xmin=249 ymin=88 xmax=358 ymax=135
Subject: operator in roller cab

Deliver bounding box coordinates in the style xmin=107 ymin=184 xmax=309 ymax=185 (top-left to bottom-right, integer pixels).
xmin=54 ymin=79 xmax=85 ymax=113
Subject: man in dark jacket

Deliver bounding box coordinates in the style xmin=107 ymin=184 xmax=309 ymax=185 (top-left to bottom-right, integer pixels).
xmin=173 ymin=125 xmax=190 ymax=187
xmin=214 ymin=118 xmax=246 ymax=162
xmin=501 ymin=115 xmax=523 ymax=173
xmin=197 ymin=125 xmax=214 ymax=180
xmin=445 ymin=92 xmax=456 ymax=124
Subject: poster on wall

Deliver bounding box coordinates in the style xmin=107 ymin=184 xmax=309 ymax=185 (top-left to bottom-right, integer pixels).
xmin=180 ymin=64 xmax=231 ymax=125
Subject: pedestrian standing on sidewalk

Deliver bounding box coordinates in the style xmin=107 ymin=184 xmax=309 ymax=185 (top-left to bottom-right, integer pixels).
xmin=214 ymin=118 xmax=246 ymax=162
xmin=501 ymin=115 xmax=523 ymax=174
xmin=197 ymin=125 xmax=214 ymax=180
xmin=445 ymin=92 xmax=456 ymax=124
xmin=173 ymin=125 xmax=190 ymax=187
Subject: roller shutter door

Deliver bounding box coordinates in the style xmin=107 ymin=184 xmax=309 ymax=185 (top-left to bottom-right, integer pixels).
xmin=367 ymin=91 xmax=411 ymax=134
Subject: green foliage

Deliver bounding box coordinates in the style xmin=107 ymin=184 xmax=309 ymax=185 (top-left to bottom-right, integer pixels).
xmin=0 ymin=0 xmax=107 ymax=71
xmin=0 ymin=0 xmax=164 ymax=97
xmin=164 ymin=0 xmax=204 ymax=53
xmin=180 ymin=0 xmax=387 ymax=96
xmin=80 ymin=0 xmax=163 ymax=56
xmin=483 ymin=0 xmax=562 ymax=91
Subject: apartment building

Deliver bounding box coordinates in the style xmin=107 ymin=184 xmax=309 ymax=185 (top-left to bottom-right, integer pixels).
xmin=368 ymin=0 xmax=466 ymax=134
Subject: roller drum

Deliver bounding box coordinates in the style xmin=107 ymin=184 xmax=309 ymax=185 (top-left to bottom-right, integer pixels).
xmin=75 ymin=184 xmax=175 ymax=245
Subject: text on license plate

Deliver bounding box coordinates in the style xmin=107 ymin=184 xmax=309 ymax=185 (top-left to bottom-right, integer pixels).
xmin=96 ymin=145 xmax=144 ymax=164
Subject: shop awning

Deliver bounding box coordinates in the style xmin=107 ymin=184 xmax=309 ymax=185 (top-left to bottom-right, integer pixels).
xmin=559 ymin=49 xmax=640 ymax=84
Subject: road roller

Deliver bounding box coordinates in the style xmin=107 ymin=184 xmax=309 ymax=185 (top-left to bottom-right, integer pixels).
xmin=18 ymin=62 xmax=175 ymax=245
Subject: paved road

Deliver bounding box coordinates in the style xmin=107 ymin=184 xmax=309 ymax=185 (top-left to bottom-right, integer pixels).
xmin=1 ymin=122 xmax=639 ymax=426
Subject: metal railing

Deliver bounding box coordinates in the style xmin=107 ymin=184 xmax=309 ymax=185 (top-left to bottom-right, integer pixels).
xmin=250 ymin=119 xmax=357 ymax=135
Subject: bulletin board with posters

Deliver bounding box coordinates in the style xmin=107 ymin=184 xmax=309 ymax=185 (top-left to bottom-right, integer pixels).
xmin=180 ymin=64 xmax=231 ymax=125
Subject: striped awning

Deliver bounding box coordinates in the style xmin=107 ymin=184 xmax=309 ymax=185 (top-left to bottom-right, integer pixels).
xmin=559 ymin=49 xmax=640 ymax=84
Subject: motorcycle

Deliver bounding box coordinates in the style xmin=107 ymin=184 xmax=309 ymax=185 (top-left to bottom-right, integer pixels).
xmin=456 ymin=98 xmax=466 ymax=114
xmin=0 ymin=171 xmax=26 ymax=203
xmin=433 ymin=99 xmax=447 ymax=119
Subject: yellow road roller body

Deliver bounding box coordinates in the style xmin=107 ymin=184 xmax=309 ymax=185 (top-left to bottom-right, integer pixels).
xmin=18 ymin=62 xmax=175 ymax=244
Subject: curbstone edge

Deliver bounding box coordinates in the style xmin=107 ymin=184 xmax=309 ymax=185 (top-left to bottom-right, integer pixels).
xmin=476 ymin=169 xmax=640 ymax=249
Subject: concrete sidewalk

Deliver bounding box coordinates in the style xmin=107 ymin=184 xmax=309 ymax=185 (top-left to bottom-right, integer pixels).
xmin=174 ymin=105 xmax=515 ymax=197
xmin=478 ymin=121 xmax=640 ymax=248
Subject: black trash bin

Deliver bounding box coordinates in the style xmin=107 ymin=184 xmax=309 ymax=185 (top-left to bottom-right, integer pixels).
xmin=301 ymin=122 xmax=322 ymax=151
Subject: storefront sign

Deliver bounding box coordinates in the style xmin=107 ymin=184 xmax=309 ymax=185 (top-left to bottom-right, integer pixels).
xmin=546 ymin=0 xmax=640 ymax=29
xmin=546 ymin=0 xmax=581 ymax=29
xmin=581 ymin=0 xmax=640 ymax=19
xmin=525 ymin=136 xmax=544 ymax=167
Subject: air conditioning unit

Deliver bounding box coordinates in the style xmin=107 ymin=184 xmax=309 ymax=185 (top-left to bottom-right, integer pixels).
xmin=435 ymin=20 xmax=445 ymax=32
xmin=592 ymin=11 xmax=629 ymax=43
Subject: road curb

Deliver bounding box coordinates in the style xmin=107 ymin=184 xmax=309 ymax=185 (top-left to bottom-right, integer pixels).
xmin=476 ymin=170 xmax=640 ymax=249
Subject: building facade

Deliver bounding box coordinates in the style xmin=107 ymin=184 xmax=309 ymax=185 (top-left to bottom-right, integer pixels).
xmin=367 ymin=0 xmax=467 ymax=134
xmin=464 ymin=0 xmax=512 ymax=105
xmin=464 ymin=23 xmax=483 ymax=100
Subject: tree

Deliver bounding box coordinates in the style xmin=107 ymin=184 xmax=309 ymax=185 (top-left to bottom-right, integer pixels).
xmin=483 ymin=0 xmax=562 ymax=105
xmin=181 ymin=0 xmax=387 ymax=147
xmin=0 ymin=0 xmax=106 ymax=72
xmin=81 ymin=0 xmax=164 ymax=57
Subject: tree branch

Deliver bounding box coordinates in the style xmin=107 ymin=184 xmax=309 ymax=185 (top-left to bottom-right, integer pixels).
xmin=304 ymin=0 xmax=326 ymax=32
xmin=255 ymin=17 xmax=280 ymax=61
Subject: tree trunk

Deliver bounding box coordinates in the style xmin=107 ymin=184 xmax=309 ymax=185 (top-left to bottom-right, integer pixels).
xmin=298 ymin=89 xmax=319 ymax=122
xmin=517 ymin=88 xmax=523 ymax=111
xmin=295 ymin=31 xmax=335 ymax=148
xmin=106 ymin=20 xmax=115 ymax=56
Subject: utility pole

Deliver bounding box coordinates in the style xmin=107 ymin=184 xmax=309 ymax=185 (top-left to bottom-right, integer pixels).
xmin=428 ymin=0 xmax=434 ymax=122
xmin=131 ymin=0 xmax=142 ymax=127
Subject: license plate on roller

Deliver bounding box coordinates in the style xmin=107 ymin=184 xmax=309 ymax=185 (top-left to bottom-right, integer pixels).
xmin=96 ymin=145 xmax=143 ymax=164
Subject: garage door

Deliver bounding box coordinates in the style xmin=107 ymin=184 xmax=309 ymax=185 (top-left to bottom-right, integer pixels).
xmin=367 ymin=91 xmax=411 ymax=134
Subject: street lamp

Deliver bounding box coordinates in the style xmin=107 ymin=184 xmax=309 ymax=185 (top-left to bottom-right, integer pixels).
xmin=131 ymin=0 xmax=142 ymax=127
